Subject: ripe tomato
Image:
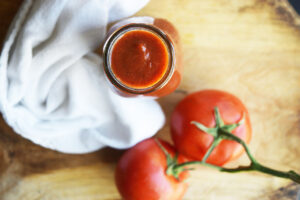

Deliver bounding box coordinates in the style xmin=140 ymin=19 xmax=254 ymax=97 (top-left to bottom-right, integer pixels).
xmin=171 ymin=90 xmax=252 ymax=166
xmin=115 ymin=138 xmax=189 ymax=200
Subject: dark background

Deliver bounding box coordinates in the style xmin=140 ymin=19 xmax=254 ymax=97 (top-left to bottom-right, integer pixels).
xmin=289 ymin=0 xmax=300 ymax=13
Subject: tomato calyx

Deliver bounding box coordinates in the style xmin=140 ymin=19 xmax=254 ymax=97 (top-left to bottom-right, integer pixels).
xmin=155 ymin=139 xmax=190 ymax=181
xmin=191 ymin=107 xmax=244 ymax=162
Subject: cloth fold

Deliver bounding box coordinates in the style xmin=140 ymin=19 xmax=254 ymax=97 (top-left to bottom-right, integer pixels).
xmin=0 ymin=0 xmax=165 ymax=153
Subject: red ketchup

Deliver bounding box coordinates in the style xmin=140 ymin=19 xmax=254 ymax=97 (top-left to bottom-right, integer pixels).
xmin=103 ymin=19 xmax=182 ymax=97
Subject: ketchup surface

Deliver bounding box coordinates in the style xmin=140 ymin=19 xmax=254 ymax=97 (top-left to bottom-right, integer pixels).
xmin=111 ymin=30 xmax=169 ymax=89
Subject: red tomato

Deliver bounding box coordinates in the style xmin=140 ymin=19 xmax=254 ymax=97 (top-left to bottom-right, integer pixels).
xmin=115 ymin=138 xmax=189 ymax=200
xmin=171 ymin=90 xmax=252 ymax=166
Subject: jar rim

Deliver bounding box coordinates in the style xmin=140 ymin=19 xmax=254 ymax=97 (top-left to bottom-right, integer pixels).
xmin=102 ymin=23 xmax=175 ymax=95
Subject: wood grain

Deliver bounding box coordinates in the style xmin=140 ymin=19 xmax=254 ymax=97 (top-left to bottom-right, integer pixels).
xmin=1 ymin=0 xmax=300 ymax=199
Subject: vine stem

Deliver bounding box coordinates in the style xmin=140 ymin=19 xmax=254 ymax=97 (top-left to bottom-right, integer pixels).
xmin=218 ymin=129 xmax=300 ymax=183
xmin=170 ymin=107 xmax=300 ymax=184
xmin=202 ymin=138 xmax=221 ymax=162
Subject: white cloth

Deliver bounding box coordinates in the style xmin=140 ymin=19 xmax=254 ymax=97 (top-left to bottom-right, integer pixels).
xmin=0 ymin=0 xmax=165 ymax=153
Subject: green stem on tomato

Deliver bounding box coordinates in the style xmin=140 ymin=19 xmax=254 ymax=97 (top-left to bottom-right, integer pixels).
xmin=171 ymin=107 xmax=300 ymax=184
xmin=201 ymin=138 xmax=221 ymax=162
xmin=155 ymin=138 xmax=188 ymax=180
xmin=174 ymin=160 xmax=222 ymax=171
xmin=218 ymin=129 xmax=257 ymax=163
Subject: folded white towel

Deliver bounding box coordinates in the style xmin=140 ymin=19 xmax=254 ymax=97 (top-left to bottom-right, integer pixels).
xmin=0 ymin=0 xmax=165 ymax=153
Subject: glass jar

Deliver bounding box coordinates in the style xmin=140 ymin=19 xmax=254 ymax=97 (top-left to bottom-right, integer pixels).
xmin=103 ymin=18 xmax=182 ymax=97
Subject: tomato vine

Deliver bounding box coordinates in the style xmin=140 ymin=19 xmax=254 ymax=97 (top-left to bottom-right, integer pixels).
xmin=158 ymin=107 xmax=300 ymax=183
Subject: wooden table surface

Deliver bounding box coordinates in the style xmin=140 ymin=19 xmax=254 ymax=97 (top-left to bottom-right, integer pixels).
xmin=1 ymin=0 xmax=300 ymax=199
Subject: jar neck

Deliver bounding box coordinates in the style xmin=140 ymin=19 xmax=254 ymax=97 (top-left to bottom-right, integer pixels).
xmin=103 ymin=23 xmax=175 ymax=95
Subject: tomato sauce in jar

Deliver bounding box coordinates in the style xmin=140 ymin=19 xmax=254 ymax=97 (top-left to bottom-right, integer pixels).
xmin=103 ymin=18 xmax=182 ymax=97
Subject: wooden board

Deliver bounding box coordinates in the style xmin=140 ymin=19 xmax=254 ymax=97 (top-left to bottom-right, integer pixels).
xmin=1 ymin=0 xmax=300 ymax=199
